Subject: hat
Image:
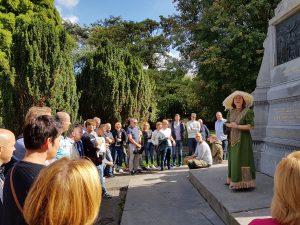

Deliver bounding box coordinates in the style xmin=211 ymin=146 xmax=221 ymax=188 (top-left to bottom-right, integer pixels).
xmin=222 ymin=90 xmax=254 ymax=110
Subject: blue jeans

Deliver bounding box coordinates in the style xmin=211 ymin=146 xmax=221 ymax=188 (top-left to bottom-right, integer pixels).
xmin=172 ymin=140 xmax=183 ymax=166
xmin=222 ymin=140 xmax=228 ymax=160
xmin=154 ymin=145 xmax=160 ymax=167
xmin=144 ymin=142 xmax=154 ymax=165
xmin=97 ymin=163 xmax=106 ymax=193
xmin=112 ymin=146 xmax=124 ymax=167
xmin=104 ymin=147 xmax=113 ymax=176
xmin=188 ymin=138 xmax=197 ymax=156
xmin=160 ymin=146 xmax=172 ymax=170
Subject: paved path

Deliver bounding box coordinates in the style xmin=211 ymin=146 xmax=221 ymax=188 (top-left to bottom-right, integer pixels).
xmin=121 ymin=166 xmax=225 ymax=225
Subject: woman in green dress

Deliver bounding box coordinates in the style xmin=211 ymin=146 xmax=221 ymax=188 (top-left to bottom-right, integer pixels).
xmin=223 ymin=90 xmax=256 ymax=190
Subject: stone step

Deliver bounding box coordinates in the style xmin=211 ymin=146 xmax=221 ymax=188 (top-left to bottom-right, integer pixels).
xmin=188 ymin=163 xmax=274 ymax=225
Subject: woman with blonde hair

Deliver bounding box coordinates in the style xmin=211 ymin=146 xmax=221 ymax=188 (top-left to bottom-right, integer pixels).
xmin=23 ymin=157 xmax=102 ymax=225
xmin=249 ymin=151 xmax=300 ymax=225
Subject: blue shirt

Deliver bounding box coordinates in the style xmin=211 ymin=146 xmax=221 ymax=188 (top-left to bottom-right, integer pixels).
xmin=127 ymin=126 xmax=140 ymax=144
xmin=215 ymin=119 xmax=227 ymax=141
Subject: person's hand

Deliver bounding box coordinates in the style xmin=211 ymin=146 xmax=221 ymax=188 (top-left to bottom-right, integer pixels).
xmin=136 ymin=144 xmax=141 ymax=148
xmin=172 ymin=140 xmax=176 ymax=146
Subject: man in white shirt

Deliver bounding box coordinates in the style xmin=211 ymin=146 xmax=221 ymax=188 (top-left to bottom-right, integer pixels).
xmin=186 ymin=113 xmax=201 ymax=155
xmin=215 ymin=112 xmax=228 ymax=159
xmin=184 ymin=132 xmax=212 ymax=169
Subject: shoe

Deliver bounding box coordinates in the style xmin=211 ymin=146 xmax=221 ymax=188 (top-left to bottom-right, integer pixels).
xmin=113 ymin=168 xmax=116 ymax=174
xmin=146 ymin=165 xmax=150 ymax=169
xmin=103 ymin=192 xmax=112 ymax=199
xmin=119 ymin=168 xmax=124 ymax=173
xmin=151 ymin=165 xmax=156 ymax=169
xmin=157 ymin=166 xmax=161 ymax=170
xmin=168 ymin=166 xmax=171 ymax=170
xmin=130 ymin=171 xmax=135 ymax=175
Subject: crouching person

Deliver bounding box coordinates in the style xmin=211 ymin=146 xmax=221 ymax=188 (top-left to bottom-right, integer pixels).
xmin=208 ymin=134 xmax=223 ymax=164
xmin=184 ymin=132 xmax=212 ymax=169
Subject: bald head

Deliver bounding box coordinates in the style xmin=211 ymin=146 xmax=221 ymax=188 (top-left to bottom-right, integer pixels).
xmin=0 ymin=129 xmax=16 ymax=165
xmin=56 ymin=112 xmax=71 ymax=132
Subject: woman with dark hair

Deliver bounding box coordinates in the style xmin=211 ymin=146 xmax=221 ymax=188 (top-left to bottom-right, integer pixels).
xmin=223 ymin=90 xmax=255 ymax=190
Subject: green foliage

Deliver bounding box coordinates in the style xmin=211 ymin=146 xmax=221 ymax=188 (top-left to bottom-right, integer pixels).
xmin=77 ymin=39 xmax=156 ymax=124
xmin=170 ymin=0 xmax=280 ymax=120
xmin=87 ymin=16 xmax=171 ymax=69
xmin=148 ymin=60 xmax=200 ymax=119
xmin=11 ymin=17 xmax=79 ymax=132
xmin=0 ymin=0 xmax=78 ymax=132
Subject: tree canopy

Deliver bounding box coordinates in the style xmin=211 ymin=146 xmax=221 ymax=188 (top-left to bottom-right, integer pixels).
xmin=76 ymin=39 xmax=156 ymax=124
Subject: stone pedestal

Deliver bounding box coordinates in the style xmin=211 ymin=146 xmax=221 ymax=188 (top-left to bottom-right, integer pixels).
xmin=252 ymin=0 xmax=300 ymax=176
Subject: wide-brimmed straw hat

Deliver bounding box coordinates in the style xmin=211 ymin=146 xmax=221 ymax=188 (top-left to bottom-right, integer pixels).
xmin=222 ymin=90 xmax=254 ymax=110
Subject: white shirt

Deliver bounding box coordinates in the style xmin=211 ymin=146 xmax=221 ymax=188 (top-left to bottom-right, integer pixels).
xmin=56 ymin=137 xmax=79 ymax=159
xmin=215 ymin=119 xmax=227 ymax=141
xmin=159 ymin=128 xmax=172 ymax=146
xmin=186 ymin=120 xmax=201 ymax=138
xmin=194 ymin=141 xmax=213 ymax=165
xmin=151 ymin=129 xmax=164 ymax=146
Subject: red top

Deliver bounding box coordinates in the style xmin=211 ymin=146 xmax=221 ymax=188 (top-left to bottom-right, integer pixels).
xmin=249 ymin=218 xmax=282 ymax=225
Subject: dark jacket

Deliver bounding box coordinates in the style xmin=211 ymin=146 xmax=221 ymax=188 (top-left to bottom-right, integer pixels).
xmin=171 ymin=121 xmax=185 ymax=141
xmin=81 ymin=133 xmax=102 ymax=165
xmin=112 ymin=129 xmax=128 ymax=147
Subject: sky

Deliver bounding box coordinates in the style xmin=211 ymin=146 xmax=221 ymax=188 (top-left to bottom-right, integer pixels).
xmin=54 ymin=0 xmax=177 ymax=25
xmin=54 ymin=0 xmax=179 ymax=58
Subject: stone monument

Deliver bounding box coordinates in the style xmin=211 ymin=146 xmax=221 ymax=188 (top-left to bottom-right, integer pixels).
xmin=252 ymin=0 xmax=300 ymax=176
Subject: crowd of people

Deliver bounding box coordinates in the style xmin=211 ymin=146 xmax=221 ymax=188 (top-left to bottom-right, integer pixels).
xmin=0 ymin=90 xmax=299 ymax=225
xmin=0 ymin=104 xmax=228 ymax=224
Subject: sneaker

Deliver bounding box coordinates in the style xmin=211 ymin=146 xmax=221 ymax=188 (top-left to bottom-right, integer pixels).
xmin=119 ymin=168 xmax=124 ymax=173
xmin=103 ymin=192 xmax=112 ymax=199
xmin=151 ymin=165 xmax=156 ymax=169
xmin=130 ymin=171 xmax=135 ymax=175
xmin=146 ymin=165 xmax=150 ymax=170
xmin=157 ymin=166 xmax=161 ymax=170
xmin=113 ymin=168 xmax=116 ymax=174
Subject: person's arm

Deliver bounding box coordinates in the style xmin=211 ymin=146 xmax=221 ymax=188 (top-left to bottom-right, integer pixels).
xmin=195 ymin=121 xmax=201 ymax=132
xmin=128 ymin=132 xmax=141 ymax=148
xmin=186 ymin=121 xmax=192 ymax=133
xmin=205 ymin=125 xmax=210 ymax=138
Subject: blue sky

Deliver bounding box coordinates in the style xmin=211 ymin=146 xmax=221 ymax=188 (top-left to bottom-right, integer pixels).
xmin=54 ymin=0 xmax=177 ymax=25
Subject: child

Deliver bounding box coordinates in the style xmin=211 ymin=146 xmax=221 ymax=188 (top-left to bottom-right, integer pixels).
xmin=208 ymin=134 xmax=223 ymax=164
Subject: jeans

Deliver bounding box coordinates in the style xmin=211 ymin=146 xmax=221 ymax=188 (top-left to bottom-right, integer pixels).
xmin=222 ymin=140 xmax=228 ymax=160
xmin=144 ymin=142 xmax=154 ymax=165
xmin=188 ymin=138 xmax=197 ymax=156
xmin=154 ymin=145 xmax=160 ymax=167
xmin=97 ymin=163 xmax=106 ymax=193
xmin=172 ymin=140 xmax=183 ymax=166
xmin=112 ymin=146 xmax=123 ymax=167
xmin=160 ymin=146 xmax=172 ymax=170
xmin=104 ymin=147 xmax=113 ymax=176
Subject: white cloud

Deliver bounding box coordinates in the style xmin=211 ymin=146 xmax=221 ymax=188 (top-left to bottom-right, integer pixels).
xmin=56 ymin=0 xmax=79 ymax=8
xmin=63 ymin=15 xmax=79 ymax=24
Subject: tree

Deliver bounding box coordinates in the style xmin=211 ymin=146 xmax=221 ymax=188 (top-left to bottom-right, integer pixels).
xmin=0 ymin=0 xmax=79 ymax=132
xmin=87 ymin=16 xmax=171 ymax=69
xmin=76 ymin=39 xmax=156 ymax=124
xmin=167 ymin=0 xmax=280 ymax=119
xmin=148 ymin=59 xmax=200 ymax=119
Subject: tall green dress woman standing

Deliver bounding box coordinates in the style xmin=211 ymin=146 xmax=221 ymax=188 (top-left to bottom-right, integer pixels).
xmin=223 ymin=91 xmax=256 ymax=190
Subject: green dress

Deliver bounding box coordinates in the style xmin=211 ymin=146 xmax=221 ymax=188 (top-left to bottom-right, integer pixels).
xmin=227 ymin=108 xmax=256 ymax=189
